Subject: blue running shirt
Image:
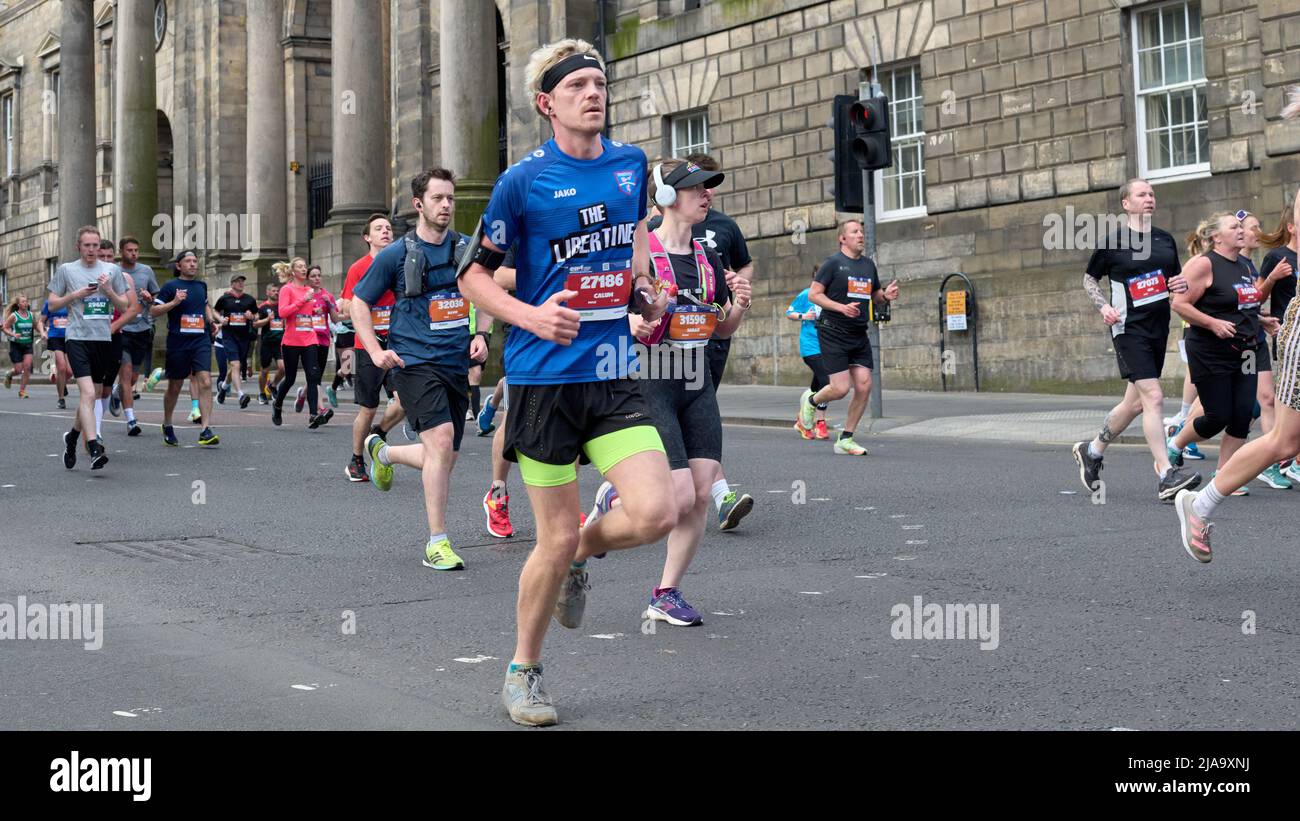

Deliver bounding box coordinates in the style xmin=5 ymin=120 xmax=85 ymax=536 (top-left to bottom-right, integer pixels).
xmin=477 ymin=137 xmax=648 ymax=385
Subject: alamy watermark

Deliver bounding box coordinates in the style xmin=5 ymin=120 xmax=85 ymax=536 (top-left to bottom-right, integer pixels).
xmin=151 ymin=208 xmax=262 ymax=255
xmin=890 ymin=595 xmax=999 ymax=650
xmin=595 ymin=339 xmax=708 ymax=391
xmin=0 ymin=596 xmax=103 ymax=650
xmin=1042 ymin=207 xmax=1151 ymax=261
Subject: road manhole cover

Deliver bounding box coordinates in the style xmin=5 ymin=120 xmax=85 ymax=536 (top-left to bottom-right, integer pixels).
xmin=77 ymin=536 xmax=294 ymax=563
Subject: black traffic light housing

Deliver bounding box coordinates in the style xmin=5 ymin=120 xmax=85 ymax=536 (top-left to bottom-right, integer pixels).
xmin=850 ymin=96 xmax=892 ymax=171
xmin=831 ymin=95 xmax=864 ymax=213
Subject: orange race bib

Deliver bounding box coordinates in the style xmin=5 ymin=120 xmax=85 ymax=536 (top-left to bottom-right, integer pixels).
xmin=371 ymin=305 xmax=392 ymax=332
xmin=179 ymin=314 xmax=205 ymax=334
xmin=228 ymin=314 xmax=247 ymax=327
xmin=428 ymin=292 xmax=469 ymax=331
xmin=667 ymin=304 xmax=719 ymax=347
xmin=847 ymin=276 xmax=873 ymax=300
xmin=295 ymin=314 xmax=314 ymax=332
xmin=312 ymin=313 xmax=326 ymax=331
xmin=564 ymin=268 xmax=631 ymax=321
xmin=269 ymin=317 xmax=284 ymax=332
xmin=53 ymin=316 xmax=69 ymax=329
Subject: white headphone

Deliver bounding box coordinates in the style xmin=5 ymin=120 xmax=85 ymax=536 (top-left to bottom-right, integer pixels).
xmin=653 ymin=163 xmax=677 ymax=208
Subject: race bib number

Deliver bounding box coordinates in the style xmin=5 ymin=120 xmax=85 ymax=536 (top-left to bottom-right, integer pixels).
xmin=228 ymin=314 xmax=247 ymax=327
xmin=179 ymin=314 xmax=205 ymax=334
xmin=1127 ymin=270 xmax=1168 ymax=307
xmin=564 ymin=269 xmax=631 ymax=321
xmin=1235 ymin=282 xmax=1261 ymax=310
xmin=428 ymin=292 xmax=469 ymax=331
xmin=371 ymin=305 xmax=392 ymax=332
xmin=667 ymin=304 xmax=720 ymax=347
xmin=312 ymin=314 xmax=326 ymax=331
xmin=53 ymin=317 xmax=69 ymax=329
xmin=269 ymin=318 xmax=284 ymax=332
xmin=84 ymin=296 xmax=111 ymax=318
xmin=295 ymin=314 xmax=314 ymax=332
xmin=847 ymin=276 xmax=874 ymax=301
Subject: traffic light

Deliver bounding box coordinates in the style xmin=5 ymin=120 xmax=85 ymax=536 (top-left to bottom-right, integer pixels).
xmin=830 ymin=95 xmax=863 ymax=213
xmin=850 ymin=96 xmax=892 ymax=171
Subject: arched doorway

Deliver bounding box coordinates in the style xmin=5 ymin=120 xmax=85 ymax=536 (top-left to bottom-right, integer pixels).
xmin=156 ymin=110 xmax=174 ymax=228
xmin=497 ymin=10 xmax=507 ymax=173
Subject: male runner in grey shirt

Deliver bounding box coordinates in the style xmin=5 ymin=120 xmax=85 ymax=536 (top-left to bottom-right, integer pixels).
xmin=47 ymin=225 xmax=133 ymax=469
xmin=112 ymin=235 xmax=160 ymax=432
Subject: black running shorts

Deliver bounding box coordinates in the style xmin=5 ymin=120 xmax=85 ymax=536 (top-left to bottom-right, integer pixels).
xmin=66 ymin=339 xmax=118 ymax=385
xmin=817 ymin=323 xmax=873 ymax=374
xmin=503 ymin=379 xmax=653 ymax=467
xmin=391 ymin=362 xmax=467 ymax=450
xmin=1112 ymin=332 xmax=1167 ymax=383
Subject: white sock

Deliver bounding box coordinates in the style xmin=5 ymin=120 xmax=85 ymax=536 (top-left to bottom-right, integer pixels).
xmin=124 ymin=408 xmax=136 ymax=424
xmin=1087 ymin=442 xmax=1103 ymax=460
xmin=1192 ymin=482 xmax=1226 ymax=519
xmin=94 ymin=399 xmax=104 ymax=438
xmin=490 ymin=480 xmax=506 ymax=499
xmin=711 ymin=479 xmax=730 ymax=509
xmin=377 ymin=444 xmax=392 ymax=466
xmin=1178 ymin=402 xmax=1192 ymax=419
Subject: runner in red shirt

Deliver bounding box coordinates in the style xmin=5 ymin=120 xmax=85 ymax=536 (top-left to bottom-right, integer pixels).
xmin=339 ymin=214 xmax=406 ymax=482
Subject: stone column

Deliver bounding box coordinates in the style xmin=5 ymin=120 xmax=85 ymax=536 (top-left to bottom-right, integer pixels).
xmin=439 ymin=0 xmax=498 ymax=235
xmin=237 ymin=0 xmax=287 ymax=291
xmin=113 ymin=0 xmax=160 ymax=266
xmin=58 ymin=0 xmax=97 ymax=258
xmin=314 ymin=0 xmax=388 ymax=286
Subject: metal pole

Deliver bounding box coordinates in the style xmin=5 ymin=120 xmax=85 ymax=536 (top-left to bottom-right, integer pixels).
xmin=772 ymin=303 xmax=779 ymax=386
xmin=862 ymin=78 xmax=883 ymax=420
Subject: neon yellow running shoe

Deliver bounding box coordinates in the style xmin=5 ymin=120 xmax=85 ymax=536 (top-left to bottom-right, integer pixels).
xmin=833 ymin=436 xmax=868 ymax=456
xmin=365 ymin=433 xmax=393 ymax=492
xmin=423 ymin=537 xmax=465 ymax=571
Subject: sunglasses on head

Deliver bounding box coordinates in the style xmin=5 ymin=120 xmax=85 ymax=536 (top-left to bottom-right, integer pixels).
xmin=1236 ymin=210 xmax=1250 ymax=221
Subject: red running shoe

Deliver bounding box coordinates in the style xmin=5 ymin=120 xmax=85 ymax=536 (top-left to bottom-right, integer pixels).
xmin=484 ymin=488 xmax=513 ymax=538
xmin=814 ymin=420 xmax=830 ymax=440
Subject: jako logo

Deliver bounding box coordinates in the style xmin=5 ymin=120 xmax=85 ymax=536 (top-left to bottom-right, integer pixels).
xmin=553 ymin=188 xmax=577 ymax=199
xmin=890 ymin=595 xmax=999 ymax=650
xmin=50 ymin=751 xmax=151 ymax=802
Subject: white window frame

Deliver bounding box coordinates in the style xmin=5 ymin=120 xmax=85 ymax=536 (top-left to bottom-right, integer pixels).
xmin=669 ymin=110 xmax=709 ymax=158
xmin=873 ymin=64 xmax=927 ymax=223
xmin=1132 ymin=0 xmax=1209 ymax=182
xmin=2 ymin=93 xmax=13 ymax=176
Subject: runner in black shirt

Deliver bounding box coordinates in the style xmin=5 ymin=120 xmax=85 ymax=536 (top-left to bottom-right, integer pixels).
xmin=1071 ymin=178 xmax=1200 ymax=502
xmin=255 ymin=281 xmax=285 ymax=403
xmin=1256 ymin=201 xmax=1300 ymax=483
xmin=796 ymin=219 xmax=898 ymax=455
xmin=214 ymin=275 xmax=259 ymax=408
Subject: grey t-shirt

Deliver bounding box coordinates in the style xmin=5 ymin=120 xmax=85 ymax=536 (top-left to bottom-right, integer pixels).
xmin=48 ymin=260 xmax=131 ymax=342
xmin=119 ymin=263 xmax=160 ymax=333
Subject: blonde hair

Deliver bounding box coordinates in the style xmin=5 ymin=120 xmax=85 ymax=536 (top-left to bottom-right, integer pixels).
xmin=1186 ymin=212 xmax=1236 ymax=257
xmin=272 ymin=260 xmax=293 ymax=284
xmin=1258 ymin=199 xmax=1295 ymax=249
xmin=524 ymin=39 xmax=604 ymax=119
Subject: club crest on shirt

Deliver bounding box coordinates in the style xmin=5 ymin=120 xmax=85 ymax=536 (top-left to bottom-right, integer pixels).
xmin=614 ymin=170 xmax=637 ymax=195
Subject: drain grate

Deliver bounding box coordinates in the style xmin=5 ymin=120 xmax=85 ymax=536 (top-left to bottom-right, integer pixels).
xmin=78 ymin=536 xmax=294 ymax=563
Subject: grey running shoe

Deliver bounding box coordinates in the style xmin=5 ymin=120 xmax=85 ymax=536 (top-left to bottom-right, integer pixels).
xmin=502 ymin=664 xmax=558 ymax=727
xmin=553 ymin=563 xmax=590 ymax=629
xmin=1158 ymin=466 xmax=1201 ymax=502
xmin=1071 ymin=441 xmax=1103 ymax=492
xmin=718 ymin=491 xmax=754 ymax=531
xmin=1174 ymin=489 xmax=1212 ymax=563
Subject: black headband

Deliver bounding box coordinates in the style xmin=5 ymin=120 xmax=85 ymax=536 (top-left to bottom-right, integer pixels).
xmin=540 ymin=52 xmax=604 ymax=94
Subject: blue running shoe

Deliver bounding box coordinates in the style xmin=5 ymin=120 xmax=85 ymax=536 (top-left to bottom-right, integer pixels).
xmin=162 ymin=425 xmax=178 ymax=447
xmin=477 ymin=396 xmax=497 ymax=436
xmin=1183 ymin=441 xmax=1205 ymax=460
xmin=645 ymin=588 xmax=703 ymax=627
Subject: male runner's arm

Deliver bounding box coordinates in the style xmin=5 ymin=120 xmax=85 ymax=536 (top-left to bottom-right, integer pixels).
xmin=1171 ymin=256 xmax=1235 ymax=339
xmin=110 ymin=297 xmax=139 ymax=334
xmin=350 ymin=296 xmax=394 ymax=368
xmin=47 ymin=267 xmax=98 ymax=312
xmin=35 ymin=309 xmax=47 ymax=340
xmin=1082 ymin=274 xmax=1120 ymax=325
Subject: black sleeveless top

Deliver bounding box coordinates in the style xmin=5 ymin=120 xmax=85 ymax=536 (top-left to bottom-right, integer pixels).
xmin=1187 ymin=251 xmax=1261 ymax=348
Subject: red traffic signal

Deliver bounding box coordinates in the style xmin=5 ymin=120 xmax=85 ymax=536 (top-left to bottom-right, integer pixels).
xmin=849 ymin=97 xmax=892 ymax=171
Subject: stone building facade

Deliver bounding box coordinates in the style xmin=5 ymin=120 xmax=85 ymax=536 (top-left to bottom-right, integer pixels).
xmin=1 ymin=0 xmax=1299 ymax=393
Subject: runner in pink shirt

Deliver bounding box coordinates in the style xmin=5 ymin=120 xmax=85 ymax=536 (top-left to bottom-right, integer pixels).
xmin=271 ymin=257 xmax=332 ymax=428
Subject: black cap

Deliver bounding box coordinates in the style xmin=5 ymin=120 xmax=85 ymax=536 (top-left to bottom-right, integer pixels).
xmin=664 ymin=161 xmax=724 ymax=191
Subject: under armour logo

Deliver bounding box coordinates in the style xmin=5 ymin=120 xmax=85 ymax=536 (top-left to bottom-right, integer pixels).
xmin=703 ymin=229 xmax=718 ymax=249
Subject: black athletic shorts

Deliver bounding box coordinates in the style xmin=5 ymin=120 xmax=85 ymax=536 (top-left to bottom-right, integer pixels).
xmin=706 ymin=337 xmax=729 ymax=391
xmin=9 ymin=342 xmax=32 ymax=364
xmin=1186 ymin=336 xmax=1264 ymax=380
xmin=336 ymin=331 xmax=356 ymax=350
xmin=641 ymin=375 xmax=722 ymax=470
xmin=165 ymin=339 xmax=213 ymax=379
xmin=818 ymin=323 xmax=873 ymax=374
xmin=1258 ymin=338 xmax=1272 ymax=373
xmin=504 ymin=379 xmax=652 ymax=467
xmin=354 ymin=344 xmax=390 ymax=409
xmin=47 ymin=337 xmax=66 ymax=353
xmin=1112 ymin=332 xmax=1167 ymax=382
xmin=391 ymin=362 xmax=467 ymax=450
xmin=222 ymin=335 xmax=251 ymax=370
xmin=259 ymin=336 xmax=282 ymax=368
xmin=66 ymin=339 xmax=118 ymax=385
xmin=121 ymin=330 xmax=152 ymax=369
xmin=109 ymin=333 xmax=124 ymax=372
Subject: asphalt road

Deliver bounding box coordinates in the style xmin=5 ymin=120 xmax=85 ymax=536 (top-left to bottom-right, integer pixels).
xmin=1 ymin=381 xmax=1297 ymax=730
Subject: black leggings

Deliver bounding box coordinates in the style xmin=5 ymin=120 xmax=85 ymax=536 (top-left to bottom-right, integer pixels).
xmin=803 ymin=354 xmax=830 ymax=410
xmin=275 ymin=344 xmax=321 ymax=415
xmin=1192 ymin=367 xmax=1258 ymax=441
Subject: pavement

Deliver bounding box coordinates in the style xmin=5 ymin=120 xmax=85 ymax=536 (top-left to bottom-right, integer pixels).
xmin=2 ymin=375 xmax=1296 ymax=731
xmin=717 ymin=383 xmax=1179 ymax=446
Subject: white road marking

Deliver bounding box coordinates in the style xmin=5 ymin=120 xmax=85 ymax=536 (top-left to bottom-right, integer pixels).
xmin=1 ymin=484 xmax=13 ymax=488
xmin=165 ymin=473 xmax=179 ymax=477
xmin=711 ymin=611 xmax=735 ymax=616
xmin=893 ymin=555 xmax=917 ymax=561
xmin=453 ymin=654 xmax=497 ymax=664
xmin=890 ymin=514 xmax=908 ymax=519
xmin=1060 ymin=491 xmax=1079 ymax=495
xmin=855 ymin=573 xmax=888 ymax=579
xmin=767 ymin=490 xmax=785 ymax=494
xmin=112 ymin=710 xmax=137 ymax=718
xmin=906 ymin=540 xmax=929 ymax=545
xmin=799 ymin=591 xmax=824 ymax=595
xmin=855 ymin=506 xmax=875 ymax=511
xmin=588 ymin=633 xmax=624 ymax=639
xmin=291 ymin=684 xmax=316 ymax=691
xmin=810 ymin=497 xmax=830 ymax=501
xmin=902 ymin=524 xmax=924 ymax=530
